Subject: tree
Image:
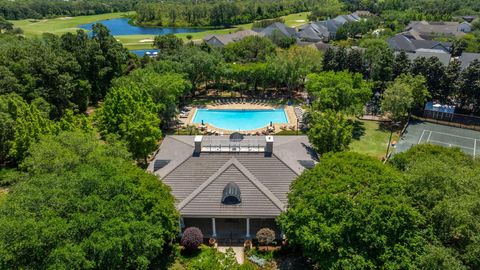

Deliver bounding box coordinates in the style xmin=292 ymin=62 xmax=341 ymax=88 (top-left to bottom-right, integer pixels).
xmin=256 ymin=228 xmax=275 ymax=247
xmin=181 ymin=227 xmax=203 ymax=251
xmin=458 ymin=60 xmax=480 ymax=113
xmin=346 ymin=49 xmax=365 ymax=74
xmin=113 ymin=69 xmax=191 ymax=126
xmin=391 ymin=144 xmax=480 ymax=268
xmin=0 ymin=131 xmax=179 ymax=269
xmin=279 ymin=152 xmax=425 ymax=269
xmin=306 ymin=71 xmax=371 ymax=114
xmin=381 ymin=74 xmax=429 ymax=121
xmin=307 ymin=110 xmax=353 ymax=155
xmin=153 ymin=33 xmax=184 ymax=55
xmin=0 ymin=16 xmax=13 ymax=33
xmin=452 ymin=39 xmax=468 ymax=57
xmin=322 ymin=48 xmax=337 ymax=71
xmin=393 ymin=51 xmax=411 ymax=78
xmin=412 ymin=56 xmax=447 ymax=101
xmin=361 ymin=39 xmax=394 ymax=88
xmin=95 ymin=84 xmax=162 ymax=162
xmin=223 ymin=36 xmax=276 ymax=63
xmin=268 ymin=46 xmax=322 ymax=95
xmin=268 ymin=30 xmax=296 ymax=49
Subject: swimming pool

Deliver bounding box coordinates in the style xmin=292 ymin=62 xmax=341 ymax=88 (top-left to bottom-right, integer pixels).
xmin=193 ymin=109 xmax=288 ymax=131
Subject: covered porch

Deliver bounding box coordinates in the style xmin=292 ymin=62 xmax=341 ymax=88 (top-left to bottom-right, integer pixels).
xmin=180 ymin=217 xmax=281 ymax=243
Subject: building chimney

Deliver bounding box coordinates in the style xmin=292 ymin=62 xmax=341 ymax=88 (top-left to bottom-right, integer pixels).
xmin=194 ymin=135 xmax=203 ymax=154
xmin=265 ymin=136 xmax=274 ymax=155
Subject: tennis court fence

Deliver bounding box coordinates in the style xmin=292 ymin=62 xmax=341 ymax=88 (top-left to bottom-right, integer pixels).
xmin=416 ymin=110 xmax=480 ymax=132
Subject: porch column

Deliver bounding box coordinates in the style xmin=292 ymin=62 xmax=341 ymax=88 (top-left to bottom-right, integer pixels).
xmin=178 ymin=217 xmax=184 ymax=236
xmin=246 ymin=218 xmax=251 ymax=238
xmin=212 ymin=217 xmax=217 ymax=238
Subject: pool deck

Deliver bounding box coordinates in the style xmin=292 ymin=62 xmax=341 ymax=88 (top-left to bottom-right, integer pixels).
xmin=180 ymin=103 xmax=298 ymax=135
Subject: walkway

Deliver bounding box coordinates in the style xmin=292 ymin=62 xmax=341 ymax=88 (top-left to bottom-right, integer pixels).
xmin=217 ymin=246 xmax=244 ymax=264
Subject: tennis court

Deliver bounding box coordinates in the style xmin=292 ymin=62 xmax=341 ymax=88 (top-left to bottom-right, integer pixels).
xmin=396 ymin=121 xmax=480 ymax=157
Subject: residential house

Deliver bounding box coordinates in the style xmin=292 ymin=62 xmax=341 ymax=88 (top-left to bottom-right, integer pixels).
xmin=259 ymin=22 xmax=297 ymax=39
xmin=148 ymin=135 xmax=318 ymax=243
xmin=397 ymin=49 xmax=452 ymax=66
xmin=456 ymin=52 xmax=480 ymax=69
xmin=387 ymin=34 xmax=453 ymax=53
xmin=405 ymin=21 xmax=472 ymax=40
xmin=298 ymin=12 xmax=362 ymax=41
xmin=203 ymin=30 xmax=261 ymax=48
xmin=297 ymin=22 xmax=330 ymax=42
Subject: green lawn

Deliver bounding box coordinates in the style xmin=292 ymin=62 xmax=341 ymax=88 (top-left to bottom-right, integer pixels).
xmin=11 ymin=12 xmax=133 ymax=37
xmin=349 ymin=119 xmax=400 ymax=159
xmin=11 ymin=11 xmax=310 ymax=50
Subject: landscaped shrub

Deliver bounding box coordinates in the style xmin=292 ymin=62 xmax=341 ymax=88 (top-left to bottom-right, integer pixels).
xmin=181 ymin=227 xmax=203 ymax=250
xmin=256 ymin=228 xmax=275 ymax=246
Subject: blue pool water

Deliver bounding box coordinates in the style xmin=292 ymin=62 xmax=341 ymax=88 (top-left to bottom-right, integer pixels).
xmin=193 ymin=109 xmax=288 ymax=131
xmin=78 ymin=18 xmax=207 ymax=36
xmin=130 ymin=49 xmax=159 ymax=57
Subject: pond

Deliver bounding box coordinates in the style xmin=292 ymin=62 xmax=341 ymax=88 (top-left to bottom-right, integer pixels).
xmin=130 ymin=49 xmax=159 ymax=57
xmin=78 ymin=18 xmax=207 ymax=36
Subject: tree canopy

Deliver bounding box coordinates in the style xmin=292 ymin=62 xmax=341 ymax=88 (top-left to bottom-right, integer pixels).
xmin=306 ymin=71 xmax=371 ymax=114
xmin=0 ymin=130 xmax=179 ymax=269
xmin=279 ymin=151 xmax=425 ymax=269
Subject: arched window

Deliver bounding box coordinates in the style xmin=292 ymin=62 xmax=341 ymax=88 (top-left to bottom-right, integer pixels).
xmin=222 ymin=182 xmax=241 ymax=205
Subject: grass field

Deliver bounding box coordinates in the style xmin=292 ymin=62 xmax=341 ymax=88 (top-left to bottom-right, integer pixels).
xmin=349 ymin=119 xmax=400 ymax=159
xmin=11 ymin=12 xmax=133 ymax=37
xmin=11 ymin=11 xmax=310 ymax=50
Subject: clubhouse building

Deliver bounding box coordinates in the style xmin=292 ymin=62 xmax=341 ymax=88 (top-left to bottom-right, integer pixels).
xmin=148 ymin=134 xmax=317 ymax=243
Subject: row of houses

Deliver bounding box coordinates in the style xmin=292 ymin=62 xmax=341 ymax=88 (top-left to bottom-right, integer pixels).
xmin=203 ymin=11 xmax=371 ymax=47
xmin=387 ymin=19 xmax=477 ymax=69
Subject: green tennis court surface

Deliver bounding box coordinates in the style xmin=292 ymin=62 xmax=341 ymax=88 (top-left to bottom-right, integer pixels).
xmin=396 ymin=121 xmax=480 ymax=157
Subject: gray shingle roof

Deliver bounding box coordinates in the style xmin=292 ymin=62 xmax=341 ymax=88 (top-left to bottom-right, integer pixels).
xmin=400 ymin=50 xmax=452 ymax=66
xmin=148 ymin=135 xmax=317 ymax=217
xmin=387 ymin=34 xmax=452 ymax=52
xmin=203 ymin=30 xmax=260 ymax=46
xmin=260 ymin=22 xmax=297 ymax=38
xmin=406 ymin=21 xmax=470 ymax=37
xmin=457 ymin=52 xmax=480 ymax=69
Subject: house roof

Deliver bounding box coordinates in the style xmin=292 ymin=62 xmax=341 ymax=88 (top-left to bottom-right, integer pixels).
xmin=148 ymin=135 xmax=317 ymax=217
xmin=457 ymin=52 xmax=480 ymax=69
xmin=260 ymin=22 xmax=296 ymax=38
xmin=203 ymin=30 xmax=260 ymax=46
xmin=297 ymin=23 xmax=330 ymax=41
xmin=399 ymin=50 xmax=452 ymax=66
xmin=406 ymin=21 xmax=469 ymax=37
xmin=387 ymin=34 xmax=452 ymax=52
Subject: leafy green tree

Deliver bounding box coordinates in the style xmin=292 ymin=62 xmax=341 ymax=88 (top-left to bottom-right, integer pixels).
xmin=322 ymin=47 xmax=337 ymax=71
xmin=268 ymin=30 xmax=296 ymax=49
xmin=268 ymin=46 xmax=322 ymax=94
xmin=223 ymin=36 xmax=276 ymax=63
xmin=306 ymin=71 xmax=371 ymax=114
xmin=412 ymin=56 xmax=447 ymax=102
xmin=307 ymin=110 xmax=353 ymax=154
xmin=391 ymin=144 xmax=480 ymax=268
xmin=0 ymin=131 xmax=179 ymax=269
xmin=113 ymin=69 xmax=191 ymax=126
xmin=279 ymin=152 xmax=425 ymax=269
xmin=393 ymin=51 xmax=412 ymax=78
xmin=381 ymin=74 xmax=429 ymax=121
xmin=458 ymin=60 xmax=480 ymax=113
xmin=0 ymin=16 xmax=13 ymax=33
xmin=153 ymin=33 xmax=184 ymax=55
xmin=95 ymin=84 xmax=162 ymax=162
